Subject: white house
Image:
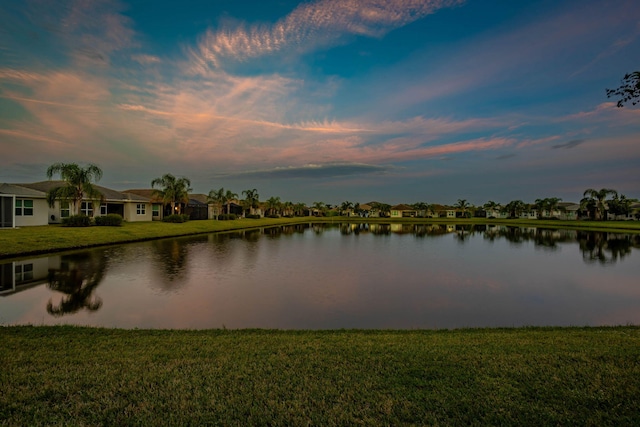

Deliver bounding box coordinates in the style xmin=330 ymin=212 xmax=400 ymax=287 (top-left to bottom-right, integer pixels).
xmin=0 ymin=181 xmax=154 ymax=228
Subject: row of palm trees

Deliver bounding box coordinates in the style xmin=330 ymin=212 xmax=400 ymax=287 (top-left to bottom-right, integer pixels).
xmin=43 ymin=163 xmax=636 ymax=220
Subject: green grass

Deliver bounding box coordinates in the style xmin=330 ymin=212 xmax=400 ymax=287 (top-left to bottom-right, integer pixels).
xmin=1 ymin=326 xmax=639 ymax=425
xmin=2 ymin=217 xmax=639 ymax=259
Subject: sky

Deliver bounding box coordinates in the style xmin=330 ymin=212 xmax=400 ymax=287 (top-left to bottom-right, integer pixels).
xmin=0 ymin=0 xmax=638 ymax=206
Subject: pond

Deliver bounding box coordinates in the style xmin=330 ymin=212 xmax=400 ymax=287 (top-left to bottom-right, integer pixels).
xmin=1 ymin=223 xmax=639 ymax=329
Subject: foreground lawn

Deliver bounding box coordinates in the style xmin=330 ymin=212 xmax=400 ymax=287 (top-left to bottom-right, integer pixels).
xmin=1 ymin=326 xmax=638 ymax=425
xmin=2 ymin=217 xmax=639 ymax=259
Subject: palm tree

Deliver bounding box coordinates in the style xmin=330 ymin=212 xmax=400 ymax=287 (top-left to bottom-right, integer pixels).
xmin=546 ymin=197 xmax=562 ymax=218
xmin=340 ymin=201 xmax=353 ymax=216
xmin=265 ymin=196 xmax=281 ymax=216
xmin=223 ymin=190 xmax=238 ymax=215
xmin=583 ymin=188 xmax=618 ymax=220
xmin=412 ymin=202 xmax=428 ymax=218
xmin=483 ymin=200 xmax=500 ymax=218
xmin=46 ymin=162 xmax=104 ymax=216
xmin=455 ymin=199 xmax=470 ymax=218
xmin=503 ymin=200 xmax=525 ymax=218
xmin=312 ymin=201 xmax=326 ymax=216
xmin=151 ymin=173 xmax=192 ymax=215
xmin=282 ymin=201 xmax=294 ymax=217
xmin=207 ymin=187 xmax=225 ymax=218
xmin=242 ymin=189 xmax=260 ymax=216
xmin=293 ymin=202 xmax=306 ymax=216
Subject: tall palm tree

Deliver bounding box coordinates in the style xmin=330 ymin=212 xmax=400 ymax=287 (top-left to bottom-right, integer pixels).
xmin=312 ymin=201 xmax=326 ymax=216
xmin=503 ymin=200 xmax=525 ymax=218
xmin=583 ymin=188 xmax=618 ymax=220
xmin=46 ymin=162 xmax=104 ymax=216
xmin=151 ymin=173 xmax=192 ymax=215
xmin=242 ymin=189 xmax=259 ymax=216
xmin=483 ymin=200 xmax=500 ymax=217
xmin=265 ymin=196 xmax=281 ymax=216
xmin=207 ymin=187 xmax=225 ymax=218
xmin=223 ymin=190 xmax=238 ymax=215
xmin=340 ymin=201 xmax=353 ymax=216
xmin=293 ymin=202 xmax=306 ymax=216
xmin=282 ymin=201 xmax=294 ymax=216
xmin=455 ymin=199 xmax=470 ymax=218
xmin=412 ymin=202 xmax=428 ymax=218
xmin=547 ymin=197 xmax=562 ymax=218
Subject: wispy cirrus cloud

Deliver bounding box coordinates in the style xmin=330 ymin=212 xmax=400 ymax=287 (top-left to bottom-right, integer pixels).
xmin=188 ymin=0 xmax=464 ymax=71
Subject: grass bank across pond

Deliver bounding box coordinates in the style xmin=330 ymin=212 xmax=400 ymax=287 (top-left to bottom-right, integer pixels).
xmin=2 ymin=326 xmax=639 ymax=425
xmin=2 ymin=217 xmax=639 ymax=259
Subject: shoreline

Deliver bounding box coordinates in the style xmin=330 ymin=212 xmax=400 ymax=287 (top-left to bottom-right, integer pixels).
xmin=2 ymin=216 xmax=639 ymax=260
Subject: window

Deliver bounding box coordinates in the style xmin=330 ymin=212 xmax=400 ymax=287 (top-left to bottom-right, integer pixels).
xmin=100 ymin=204 xmax=108 ymax=215
xmin=152 ymin=205 xmax=160 ymax=217
xmin=15 ymin=264 xmax=34 ymax=283
xmin=136 ymin=204 xmax=146 ymax=215
xmin=15 ymin=199 xmax=33 ymax=216
xmin=81 ymin=202 xmax=93 ymax=216
xmin=60 ymin=202 xmax=70 ymax=218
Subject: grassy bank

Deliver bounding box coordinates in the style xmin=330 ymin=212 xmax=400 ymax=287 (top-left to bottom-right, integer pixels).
xmin=2 ymin=217 xmax=639 ymax=259
xmin=2 ymin=326 xmax=638 ymax=425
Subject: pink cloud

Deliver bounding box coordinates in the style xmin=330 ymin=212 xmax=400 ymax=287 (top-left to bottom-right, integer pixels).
xmin=189 ymin=0 xmax=464 ymax=70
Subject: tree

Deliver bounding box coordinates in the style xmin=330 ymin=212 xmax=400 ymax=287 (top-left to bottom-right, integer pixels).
xmin=46 ymin=162 xmax=104 ymax=216
xmin=503 ymin=200 xmax=525 ymax=218
xmin=483 ymin=200 xmax=500 ymax=217
xmin=312 ymin=201 xmax=326 ymax=216
xmin=534 ymin=198 xmax=562 ymax=219
xmin=582 ymin=188 xmax=618 ymax=220
xmin=340 ymin=201 xmax=353 ymax=216
xmin=546 ymin=197 xmax=562 ymax=218
xmin=207 ymin=187 xmax=225 ymax=218
xmin=151 ymin=173 xmax=192 ymax=215
xmin=293 ymin=202 xmax=306 ymax=216
xmin=242 ymin=189 xmax=260 ymax=216
xmin=606 ymin=71 xmax=640 ymax=107
xmin=607 ymin=194 xmax=638 ymax=219
xmin=223 ymin=190 xmax=238 ymax=215
xmin=265 ymin=196 xmax=281 ymax=216
xmin=455 ymin=199 xmax=470 ymax=218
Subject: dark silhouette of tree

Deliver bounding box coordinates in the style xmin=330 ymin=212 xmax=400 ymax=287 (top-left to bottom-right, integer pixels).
xmin=606 ymin=71 xmax=640 ymax=107
xmin=46 ymin=252 xmax=107 ymax=316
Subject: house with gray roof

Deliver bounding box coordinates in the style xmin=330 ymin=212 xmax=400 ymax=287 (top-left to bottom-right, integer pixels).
xmin=0 ymin=181 xmax=155 ymax=228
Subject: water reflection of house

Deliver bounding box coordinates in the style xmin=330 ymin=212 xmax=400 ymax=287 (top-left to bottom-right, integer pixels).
xmin=0 ymin=256 xmax=60 ymax=296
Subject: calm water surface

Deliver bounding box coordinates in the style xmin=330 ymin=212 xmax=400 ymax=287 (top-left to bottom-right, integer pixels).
xmin=1 ymin=223 xmax=639 ymax=329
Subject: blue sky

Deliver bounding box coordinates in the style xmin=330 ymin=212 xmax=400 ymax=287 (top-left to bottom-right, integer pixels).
xmin=1 ymin=0 xmax=638 ymax=206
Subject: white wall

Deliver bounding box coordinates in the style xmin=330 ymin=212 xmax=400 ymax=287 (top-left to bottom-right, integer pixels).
xmin=14 ymin=198 xmax=49 ymax=227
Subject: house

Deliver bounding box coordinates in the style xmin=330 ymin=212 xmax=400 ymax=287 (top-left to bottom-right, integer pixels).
xmin=390 ymin=204 xmax=417 ymax=218
xmin=0 ymin=183 xmax=50 ymax=228
xmin=0 ymin=181 xmax=154 ymax=228
xmin=0 ymin=256 xmax=60 ymax=296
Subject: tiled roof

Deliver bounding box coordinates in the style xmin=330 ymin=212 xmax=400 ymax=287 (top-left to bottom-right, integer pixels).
xmin=391 ymin=204 xmax=415 ymax=210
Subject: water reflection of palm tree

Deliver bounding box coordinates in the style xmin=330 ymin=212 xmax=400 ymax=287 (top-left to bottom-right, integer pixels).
xmin=578 ymin=232 xmax=633 ymax=265
xmin=46 ymin=252 xmax=107 ymax=317
xmin=151 ymin=239 xmax=190 ymax=289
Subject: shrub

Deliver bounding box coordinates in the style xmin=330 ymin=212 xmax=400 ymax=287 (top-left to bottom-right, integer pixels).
xmin=217 ymin=214 xmax=237 ymax=220
xmin=95 ymin=214 xmax=123 ymax=226
xmin=265 ymin=214 xmax=280 ymax=218
xmin=62 ymin=215 xmax=92 ymax=227
xmin=245 ymin=214 xmax=261 ymax=219
xmin=163 ymin=214 xmax=190 ymax=223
